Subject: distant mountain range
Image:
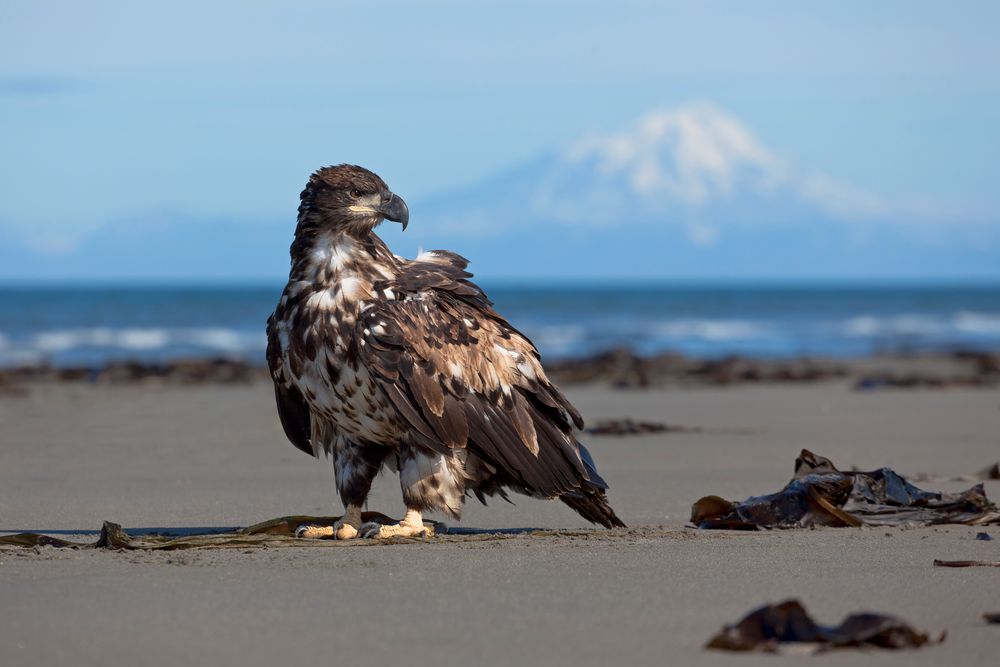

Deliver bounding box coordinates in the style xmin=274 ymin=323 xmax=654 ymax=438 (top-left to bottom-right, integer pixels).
xmin=3 ymin=101 xmax=998 ymax=281
xmin=408 ymin=101 xmax=998 ymax=279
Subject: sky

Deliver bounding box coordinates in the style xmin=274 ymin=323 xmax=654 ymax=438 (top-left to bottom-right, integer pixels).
xmin=1 ymin=1 xmax=999 ymax=280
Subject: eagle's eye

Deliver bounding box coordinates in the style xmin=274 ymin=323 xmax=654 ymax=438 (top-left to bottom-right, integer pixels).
xmin=350 ymin=188 xmax=363 ymax=199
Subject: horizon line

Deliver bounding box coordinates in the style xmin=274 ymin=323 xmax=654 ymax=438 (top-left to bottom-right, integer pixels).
xmin=2 ymin=276 xmax=1000 ymax=290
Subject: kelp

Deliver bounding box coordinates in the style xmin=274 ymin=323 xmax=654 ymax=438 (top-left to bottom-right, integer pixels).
xmin=585 ymin=418 xmax=700 ymax=436
xmin=692 ymin=449 xmax=1000 ymax=530
xmin=0 ymin=513 xmax=445 ymax=551
xmin=0 ymin=515 xmax=658 ymax=551
xmin=706 ymin=599 xmax=944 ymax=652
xmin=933 ymin=559 xmax=1000 ymax=568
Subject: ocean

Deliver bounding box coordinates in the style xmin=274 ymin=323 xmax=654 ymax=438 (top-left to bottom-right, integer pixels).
xmin=1 ymin=284 xmax=999 ymax=368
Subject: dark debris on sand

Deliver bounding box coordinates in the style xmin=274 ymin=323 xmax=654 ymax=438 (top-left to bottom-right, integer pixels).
xmin=692 ymin=449 xmax=1000 ymax=530
xmin=584 ymin=418 xmax=703 ymax=436
xmin=0 ymin=514 xmax=442 ymax=551
xmin=543 ymin=347 xmax=851 ymax=388
xmin=933 ymin=559 xmax=1000 ymax=568
xmin=853 ymin=350 xmax=1000 ymax=390
xmin=706 ymin=599 xmax=944 ymax=653
xmin=1 ymin=348 xmax=850 ymax=390
xmin=0 ymin=516 xmax=667 ymax=552
xmin=1 ymin=348 xmax=998 ymax=391
xmin=853 ymin=373 xmax=999 ymax=390
xmin=0 ymin=358 xmax=261 ymax=388
xmin=545 ymin=347 xmax=999 ymax=389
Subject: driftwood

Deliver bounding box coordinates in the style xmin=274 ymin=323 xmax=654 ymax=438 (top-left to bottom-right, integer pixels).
xmin=692 ymin=449 xmax=1000 ymax=530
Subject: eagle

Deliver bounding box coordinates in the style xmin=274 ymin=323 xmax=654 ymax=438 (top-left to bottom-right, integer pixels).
xmin=266 ymin=165 xmax=624 ymax=538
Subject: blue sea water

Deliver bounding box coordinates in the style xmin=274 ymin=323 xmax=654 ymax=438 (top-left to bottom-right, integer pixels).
xmin=0 ymin=284 xmax=999 ymax=368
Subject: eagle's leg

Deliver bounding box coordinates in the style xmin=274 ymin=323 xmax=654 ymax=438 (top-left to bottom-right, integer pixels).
xmin=332 ymin=505 xmax=363 ymax=539
xmin=296 ymin=440 xmax=388 ymax=540
xmin=359 ymin=447 xmax=461 ymax=539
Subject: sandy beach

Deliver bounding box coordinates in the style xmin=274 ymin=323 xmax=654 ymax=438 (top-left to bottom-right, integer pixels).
xmin=1 ymin=366 xmax=998 ymax=666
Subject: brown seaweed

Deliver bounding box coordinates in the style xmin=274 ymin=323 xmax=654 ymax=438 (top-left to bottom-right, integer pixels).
xmin=933 ymin=559 xmax=1000 ymax=568
xmin=4 ymin=350 xmax=996 ymax=391
xmin=0 ymin=358 xmax=261 ymax=388
xmin=0 ymin=514 xmax=444 ymax=550
xmin=585 ymin=418 xmax=703 ymax=436
xmin=0 ymin=517 xmax=656 ymax=551
xmin=542 ymin=348 xmax=850 ymax=388
xmin=706 ymin=599 xmax=944 ymax=652
xmin=692 ymin=449 xmax=1000 ymax=530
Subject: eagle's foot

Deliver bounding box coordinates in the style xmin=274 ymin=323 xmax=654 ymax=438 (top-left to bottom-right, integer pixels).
xmin=360 ymin=509 xmax=430 ymax=539
xmin=359 ymin=522 xmax=429 ymax=539
xmin=331 ymin=517 xmax=360 ymax=540
xmin=294 ymin=521 xmax=359 ymax=539
xmin=295 ymin=524 xmax=334 ymax=539
xmin=295 ymin=505 xmax=362 ymax=540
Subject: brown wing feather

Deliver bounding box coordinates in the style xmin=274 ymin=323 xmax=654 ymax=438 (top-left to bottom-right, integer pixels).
xmin=266 ymin=313 xmax=314 ymax=456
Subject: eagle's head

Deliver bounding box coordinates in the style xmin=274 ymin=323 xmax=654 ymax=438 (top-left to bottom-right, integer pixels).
xmin=297 ymin=164 xmax=409 ymax=236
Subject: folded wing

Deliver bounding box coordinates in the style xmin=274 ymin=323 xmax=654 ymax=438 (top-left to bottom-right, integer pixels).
xmin=357 ymin=251 xmax=614 ymax=505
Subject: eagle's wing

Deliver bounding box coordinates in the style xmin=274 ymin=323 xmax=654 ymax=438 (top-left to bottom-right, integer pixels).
xmin=266 ymin=313 xmax=314 ymax=456
xmin=357 ymin=251 xmax=605 ymax=500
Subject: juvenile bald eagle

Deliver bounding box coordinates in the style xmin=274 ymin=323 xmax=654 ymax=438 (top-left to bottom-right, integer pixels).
xmin=267 ymin=165 xmax=624 ymax=538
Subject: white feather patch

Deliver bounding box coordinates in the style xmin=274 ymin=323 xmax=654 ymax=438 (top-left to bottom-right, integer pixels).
xmin=339 ymin=276 xmax=363 ymax=299
xmin=305 ymin=288 xmax=336 ymax=311
xmin=516 ymin=359 xmax=538 ymax=380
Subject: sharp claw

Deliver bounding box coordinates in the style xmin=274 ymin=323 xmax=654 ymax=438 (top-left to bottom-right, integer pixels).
xmin=296 ymin=524 xmax=332 ymax=539
xmin=357 ymin=520 xmax=431 ymax=539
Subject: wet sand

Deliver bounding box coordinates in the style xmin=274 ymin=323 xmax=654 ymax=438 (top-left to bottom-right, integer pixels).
xmin=1 ymin=375 xmax=998 ymax=665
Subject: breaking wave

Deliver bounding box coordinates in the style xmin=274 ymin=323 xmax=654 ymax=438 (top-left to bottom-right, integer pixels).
xmin=517 ymin=311 xmax=1000 ymax=359
xmin=953 ymin=311 xmax=1000 ymax=334
xmin=841 ymin=312 xmax=1000 ymax=339
xmin=652 ymin=319 xmax=771 ymax=341
xmin=0 ymin=327 xmax=265 ymax=367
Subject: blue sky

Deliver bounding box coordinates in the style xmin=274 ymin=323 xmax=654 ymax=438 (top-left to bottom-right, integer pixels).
xmin=2 ymin=1 xmax=999 ymax=280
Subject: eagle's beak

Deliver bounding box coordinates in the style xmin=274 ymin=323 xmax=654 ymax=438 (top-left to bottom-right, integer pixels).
xmin=379 ymin=193 xmax=409 ymax=231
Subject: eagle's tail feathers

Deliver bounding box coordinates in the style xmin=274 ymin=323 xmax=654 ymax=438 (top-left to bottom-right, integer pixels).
xmin=560 ymin=487 xmax=626 ymax=529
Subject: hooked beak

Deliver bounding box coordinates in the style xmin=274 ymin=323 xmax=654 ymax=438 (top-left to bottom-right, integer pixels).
xmin=378 ymin=193 xmax=409 ymax=231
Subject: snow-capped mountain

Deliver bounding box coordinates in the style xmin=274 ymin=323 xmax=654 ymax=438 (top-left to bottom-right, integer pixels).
xmin=2 ymin=101 xmax=997 ymax=281
xmin=539 ymin=101 xmax=790 ymax=225
xmin=417 ymin=102 xmax=925 ymax=241
xmin=398 ymin=101 xmax=997 ymax=278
